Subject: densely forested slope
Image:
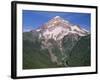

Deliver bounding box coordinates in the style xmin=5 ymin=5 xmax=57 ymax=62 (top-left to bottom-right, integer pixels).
xmin=23 ymin=32 xmax=59 ymax=69
xmin=68 ymin=35 xmax=91 ymax=67
xmin=23 ymin=32 xmax=91 ymax=69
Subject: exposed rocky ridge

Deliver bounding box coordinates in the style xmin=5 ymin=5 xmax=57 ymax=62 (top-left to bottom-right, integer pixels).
xmin=35 ymin=16 xmax=89 ymax=66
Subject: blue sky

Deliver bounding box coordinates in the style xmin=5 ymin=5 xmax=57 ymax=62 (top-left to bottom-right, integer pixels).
xmin=23 ymin=10 xmax=91 ymax=32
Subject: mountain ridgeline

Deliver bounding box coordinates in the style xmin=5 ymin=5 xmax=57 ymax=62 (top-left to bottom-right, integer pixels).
xmin=23 ymin=16 xmax=90 ymax=69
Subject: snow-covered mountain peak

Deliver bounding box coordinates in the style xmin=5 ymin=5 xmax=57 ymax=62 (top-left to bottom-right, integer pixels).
xmin=36 ymin=16 xmax=89 ymax=41
xmin=52 ymin=16 xmax=69 ymax=24
xmin=54 ymin=16 xmax=61 ymax=19
xmin=40 ymin=16 xmax=70 ymax=30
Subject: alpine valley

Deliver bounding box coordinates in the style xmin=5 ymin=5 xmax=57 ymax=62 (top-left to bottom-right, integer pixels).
xmin=23 ymin=16 xmax=91 ymax=69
